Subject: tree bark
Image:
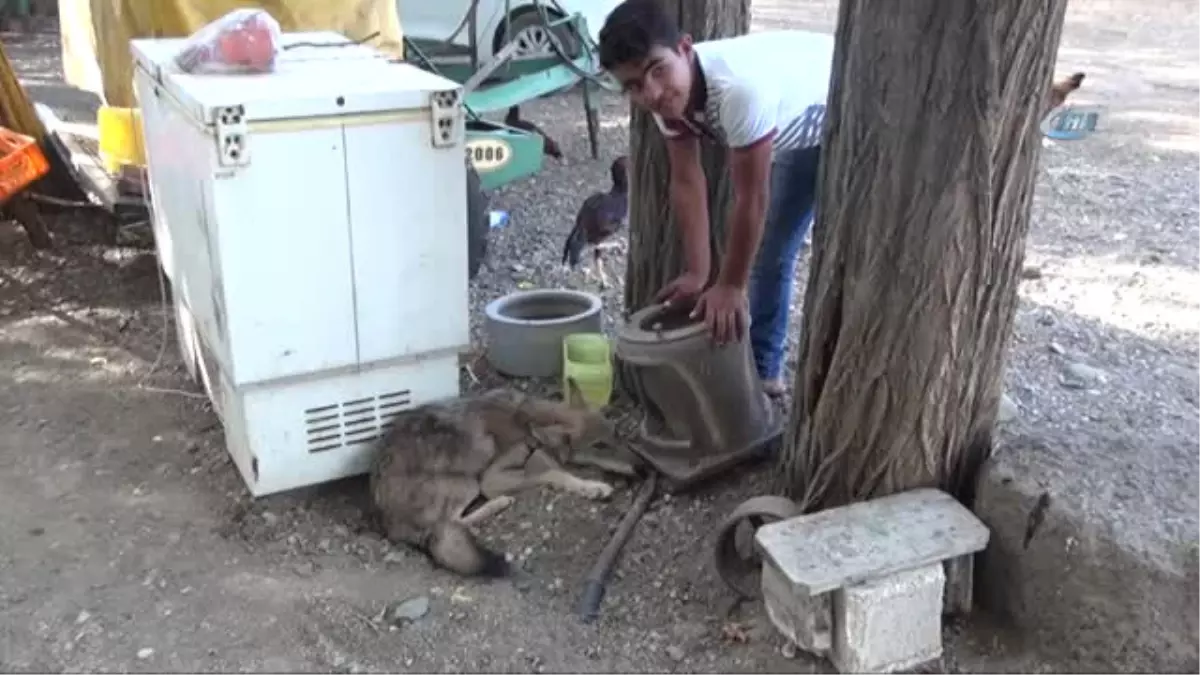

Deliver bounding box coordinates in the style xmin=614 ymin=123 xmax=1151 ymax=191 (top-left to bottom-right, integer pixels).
xmin=620 ymin=0 xmax=749 ymax=399
xmin=779 ymin=0 xmax=1069 ymax=511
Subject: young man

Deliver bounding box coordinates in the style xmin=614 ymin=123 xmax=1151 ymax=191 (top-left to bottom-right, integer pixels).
xmin=598 ymin=0 xmax=832 ymax=397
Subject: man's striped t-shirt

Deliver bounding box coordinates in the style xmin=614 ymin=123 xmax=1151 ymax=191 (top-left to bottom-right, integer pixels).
xmin=653 ymin=30 xmax=834 ymax=155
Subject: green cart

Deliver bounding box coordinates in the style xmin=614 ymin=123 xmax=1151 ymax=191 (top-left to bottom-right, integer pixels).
xmin=402 ymin=1 xmax=614 ymax=278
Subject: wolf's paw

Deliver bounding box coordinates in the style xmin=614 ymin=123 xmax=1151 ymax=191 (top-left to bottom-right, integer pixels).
xmin=578 ymin=480 xmax=615 ymax=501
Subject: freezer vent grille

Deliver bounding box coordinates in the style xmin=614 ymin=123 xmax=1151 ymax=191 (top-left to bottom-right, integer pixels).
xmin=304 ymin=389 xmax=412 ymax=453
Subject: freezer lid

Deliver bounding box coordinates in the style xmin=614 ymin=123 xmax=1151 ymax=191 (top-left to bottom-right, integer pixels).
xmin=130 ymin=31 xmax=461 ymax=124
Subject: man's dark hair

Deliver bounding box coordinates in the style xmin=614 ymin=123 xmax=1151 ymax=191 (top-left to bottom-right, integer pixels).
xmin=598 ymin=0 xmax=681 ymax=71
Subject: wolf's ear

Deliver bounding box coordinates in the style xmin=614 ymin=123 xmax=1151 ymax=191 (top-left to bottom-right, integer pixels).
xmin=565 ymin=377 xmax=587 ymax=410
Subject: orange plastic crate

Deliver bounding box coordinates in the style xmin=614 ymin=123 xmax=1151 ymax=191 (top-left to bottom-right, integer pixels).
xmin=0 ymin=126 xmax=50 ymax=204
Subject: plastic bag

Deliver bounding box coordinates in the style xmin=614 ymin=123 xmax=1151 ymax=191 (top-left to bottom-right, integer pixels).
xmin=175 ymin=8 xmax=282 ymax=75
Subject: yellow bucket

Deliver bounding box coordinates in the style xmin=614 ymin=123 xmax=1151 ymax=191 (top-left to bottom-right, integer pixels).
xmin=97 ymin=106 xmax=146 ymax=173
xmin=562 ymin=333 xmax=613 ymax=410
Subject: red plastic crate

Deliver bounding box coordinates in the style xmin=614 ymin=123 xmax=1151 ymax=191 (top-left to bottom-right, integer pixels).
xmin=0 ymin=126 xmax=50 ymax=204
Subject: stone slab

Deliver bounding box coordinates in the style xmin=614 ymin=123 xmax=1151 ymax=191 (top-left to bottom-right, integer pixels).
xmin=755 ymin=488 xmax=989 ymax=595
xmin=975 ymin=430 xmax=1200 ymax=672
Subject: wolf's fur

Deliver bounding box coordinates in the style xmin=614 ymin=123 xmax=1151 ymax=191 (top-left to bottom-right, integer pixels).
xmin=369 ymin=380 xmax=639 ymax=577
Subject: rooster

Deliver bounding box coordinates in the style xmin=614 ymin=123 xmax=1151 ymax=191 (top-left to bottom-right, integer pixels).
xmin=562 ymin=156 xmax=629 ymax=289
xmin=505 ymin=106 xmax=563 ymax=160
xmin=1047 ymin=72 xmax=1086 ymax=113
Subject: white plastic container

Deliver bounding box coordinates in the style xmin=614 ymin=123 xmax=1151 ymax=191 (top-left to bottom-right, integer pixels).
xmin=132 ymin=32 xmax=469 ymax=497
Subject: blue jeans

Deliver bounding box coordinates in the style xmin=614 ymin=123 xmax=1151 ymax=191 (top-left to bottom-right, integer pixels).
xmin=748 ymin=145 xmax=821 ymax=381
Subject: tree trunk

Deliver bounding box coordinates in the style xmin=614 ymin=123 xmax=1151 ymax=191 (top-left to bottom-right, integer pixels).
xmin=620 ymin=0 xmax=749 ymax=400
xmin=779 ymin=0 xmax=1069 ymax=511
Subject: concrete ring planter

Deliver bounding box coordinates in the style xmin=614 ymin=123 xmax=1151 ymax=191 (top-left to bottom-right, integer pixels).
xmin=484 ymin=288 xmax=604 ymax=378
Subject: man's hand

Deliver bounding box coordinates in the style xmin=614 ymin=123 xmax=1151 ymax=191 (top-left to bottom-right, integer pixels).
xmin=655 ymin=271 xmax=707 ymax=308
xmin=692 ymin=282 xmax=749 ymax=345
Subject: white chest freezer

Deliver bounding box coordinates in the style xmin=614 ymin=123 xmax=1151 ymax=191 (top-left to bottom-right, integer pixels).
xmin=131 ymin=32 xmax=469 ymax=497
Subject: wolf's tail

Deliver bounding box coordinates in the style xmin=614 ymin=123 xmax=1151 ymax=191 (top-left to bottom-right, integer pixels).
xmin=425 ymin=521 xmax=509 ymax=577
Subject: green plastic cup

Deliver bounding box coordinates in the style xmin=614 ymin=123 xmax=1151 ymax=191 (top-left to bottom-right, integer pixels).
xmin=562 ymin=333 xmax=613 ymax=410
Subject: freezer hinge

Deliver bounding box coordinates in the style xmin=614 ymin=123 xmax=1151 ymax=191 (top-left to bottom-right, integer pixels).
xmin=430 ymin=89 xmax=464 ymax=149
xmin=214 ymin=105 xmax=250 ymax=168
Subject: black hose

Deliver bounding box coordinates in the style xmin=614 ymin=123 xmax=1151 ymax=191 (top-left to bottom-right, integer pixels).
xmin=577 ymin=472 xmax=658 ymax=623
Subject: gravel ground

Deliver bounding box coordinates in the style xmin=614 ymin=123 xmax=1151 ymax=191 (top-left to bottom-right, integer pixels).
xmin=1 ymin=0 xmax=1196 ymax=672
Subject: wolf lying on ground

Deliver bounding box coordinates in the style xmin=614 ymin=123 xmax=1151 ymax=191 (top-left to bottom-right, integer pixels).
xmin=369 ymin=379 xmax=640 ymax=577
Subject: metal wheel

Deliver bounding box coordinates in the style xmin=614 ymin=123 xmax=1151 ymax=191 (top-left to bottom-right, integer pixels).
xmin=712 ymin=496 xmax=801 ymax=599
xmin=496 ymin=9 xmax=581 ymax=60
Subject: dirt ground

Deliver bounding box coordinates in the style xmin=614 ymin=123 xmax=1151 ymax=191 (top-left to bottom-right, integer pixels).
xmin=1 ymin=0 xmax=1196 ymax=672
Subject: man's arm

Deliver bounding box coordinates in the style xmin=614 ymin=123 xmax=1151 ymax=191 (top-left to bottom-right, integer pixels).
xmin=719 ymin=135 xmax=774 ymax=288
xmin=664 ymin=134 xmax=712 ymax=280
xmin=716 ymin=84 xmax=778 ymax=289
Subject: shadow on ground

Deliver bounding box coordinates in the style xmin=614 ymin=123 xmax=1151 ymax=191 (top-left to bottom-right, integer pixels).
xmin=2 ymin=210 xmax=1193 ymax=672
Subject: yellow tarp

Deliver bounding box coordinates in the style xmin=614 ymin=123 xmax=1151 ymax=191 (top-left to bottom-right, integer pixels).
xmin=0 ymin=42 xmax=46 ymax=140
xmin=60 ymin=0 xmax=405 ymax=109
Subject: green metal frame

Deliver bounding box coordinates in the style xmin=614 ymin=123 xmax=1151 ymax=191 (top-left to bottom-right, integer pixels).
xmin=0 ymin=0 xmax=32 ymax=15
xmin=408 ymin=10 xmax=588 ymax=88
xmin=403 ymin=10 xmax=602 ymax=190
xmin=460 ymin=52 xmax=596 ymax=114
xmin=465 ymin=122 xmax=544 ymax=191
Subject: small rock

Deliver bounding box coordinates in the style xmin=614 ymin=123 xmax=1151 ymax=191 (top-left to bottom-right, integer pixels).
xmin=383 ymin=551 xmax=406 ymax=564
xmin=1021 ymin=266 xmax=1043 ymax=280
xmin=387 ymin=595 xmax=430 ymax=624
xmin=1048 ymin=342 xmax=1067 ymax=355
xmin=997 ymin=394 xmax=1019 ymax=423
xmin=75 ymin=610 xmax=91 ymax=625
xmin=137 ymin=648 xmax=154 ymax=660
xmin=674 ymin=620 xmax=708 ymax=642
xmin=1062 ymin=362 xmax=1108 ymax=388
xmin=747 ymin=622 xmax=773 ymax=643
xmin=261 ymin=511 xmax=279 ymax=526
xmin=781 ymin=641 xmax=798 ymax=659
xmin=293 ymin=561 xmax=316 ymax=577
xmin=665 ymin=645 xmax=686 ymax=662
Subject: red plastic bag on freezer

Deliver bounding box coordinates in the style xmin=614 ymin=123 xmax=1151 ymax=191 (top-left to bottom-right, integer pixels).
xmin=175 ymin=8 xmax=282 ymax=75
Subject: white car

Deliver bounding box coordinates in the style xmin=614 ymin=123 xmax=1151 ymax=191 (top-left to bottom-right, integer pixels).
xmin=397 ymin=0 xmax=621 ymax=67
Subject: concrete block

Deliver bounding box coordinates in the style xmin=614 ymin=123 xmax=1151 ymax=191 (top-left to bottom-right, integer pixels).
xmin=762 ymin=558 xmax=832 ymax=656
xmin=755 ymin=489 xmax=989 ymax=673
xmin=941 ymin=554 xmax=974 ymax=616
xmin=832 ymin=563 xmax=945 ymax=674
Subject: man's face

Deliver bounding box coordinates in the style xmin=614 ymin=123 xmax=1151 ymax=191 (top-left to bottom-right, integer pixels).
xmin=608 ymin=38 xmax=694 ymax=120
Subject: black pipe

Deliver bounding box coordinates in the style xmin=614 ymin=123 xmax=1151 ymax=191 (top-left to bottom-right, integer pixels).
xmin=577 ymin=472 xmax=657 ymax=623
